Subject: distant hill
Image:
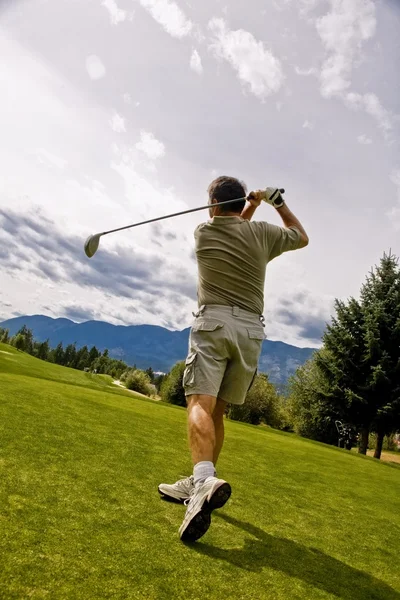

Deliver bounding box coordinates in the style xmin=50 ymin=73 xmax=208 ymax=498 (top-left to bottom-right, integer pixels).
xmin=0 ymin=314 xmax=316 ymax=385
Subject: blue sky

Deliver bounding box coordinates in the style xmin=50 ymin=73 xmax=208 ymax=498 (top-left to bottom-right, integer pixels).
xmin=0 ymin=0 xmax=399 ymax=347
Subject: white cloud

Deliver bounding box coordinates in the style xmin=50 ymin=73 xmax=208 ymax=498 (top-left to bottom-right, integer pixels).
xmin=85 ymin=55 xmax=106 ymax=80
xmin=208 ymin=18 xmax=284 ymax=100
xmin=310 ymin=2 xmax=394 ymax=141
xmin=139 ymin=0 xmax=192 ymax=38
xmin=110 ymin=112 xmax=126 ymax=133
xmin=123 ymin=93 xmax=131 ymax=104
xmin=135 ymin=130 xmax=165 ymax=160
xmin=316 ymin=0 xmax=376 ymax=98
xmin=363 ymin=93 xmax=392 ymax=135
xmin=101 ymin=0 xmax=126 ymax=25
xmin=190 ymin=49 xmax=203 ymax=75
xmin=357 ymin=134 xmax=372 ymax=145
xmin=302 ymin=120 xmax=314 ymax=130
xmin=294 ymin=66 xmax=318 ymax=76
xmin=345 ymin=92 xmax=392 ymax=137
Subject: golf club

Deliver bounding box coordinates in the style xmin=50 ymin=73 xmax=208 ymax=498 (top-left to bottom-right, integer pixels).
xmin=84 ymin=189 xmax=285 ymax=258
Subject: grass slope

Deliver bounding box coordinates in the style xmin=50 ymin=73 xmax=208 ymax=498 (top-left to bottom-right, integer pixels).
xmin=1 ymin=343 xmax=400 ymax=600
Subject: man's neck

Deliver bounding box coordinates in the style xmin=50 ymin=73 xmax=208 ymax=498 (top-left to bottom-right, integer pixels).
xmin=213 ymin=211 xmax=241 ymax=217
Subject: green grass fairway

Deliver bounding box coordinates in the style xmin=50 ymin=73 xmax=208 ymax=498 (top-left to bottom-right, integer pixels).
xmin=1 ymin=343 xmax=400 ymax=600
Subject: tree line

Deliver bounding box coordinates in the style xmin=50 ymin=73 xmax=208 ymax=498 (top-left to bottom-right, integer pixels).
xmin=0 ymin=325 xmax=163 ymax=395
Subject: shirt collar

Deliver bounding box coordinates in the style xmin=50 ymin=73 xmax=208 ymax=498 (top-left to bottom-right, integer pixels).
xmin=210 ymin=216 xmax=244 ymax=225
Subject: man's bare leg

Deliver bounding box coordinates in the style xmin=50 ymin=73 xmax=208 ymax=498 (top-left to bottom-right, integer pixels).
xmin=179 ymin=393 xmax=231 ymax=542
xmin=187 ymin=394 xmax=217 ymax=464
xmin=213 ymin=398 xmax=228 ymax=465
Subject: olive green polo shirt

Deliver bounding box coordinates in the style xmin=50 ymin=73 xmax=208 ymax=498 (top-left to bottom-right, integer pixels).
xmin=194 ymin=216 xmax=302 ymax=315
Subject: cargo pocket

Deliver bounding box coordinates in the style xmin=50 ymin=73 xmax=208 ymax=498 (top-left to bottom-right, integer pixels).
xmin=183 ymin=352 xmax=197 ymax=388
xmin=247 ymin=328 xmax=265 ymax=341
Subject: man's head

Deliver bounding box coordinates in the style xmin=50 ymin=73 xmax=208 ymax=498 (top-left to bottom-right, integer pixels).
xmin=207 ymin=176 xmax=247 ymax=218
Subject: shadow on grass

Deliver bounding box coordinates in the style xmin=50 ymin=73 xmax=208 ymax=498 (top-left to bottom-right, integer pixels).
xmin=190 ymin=513 xmax=399 ymax=600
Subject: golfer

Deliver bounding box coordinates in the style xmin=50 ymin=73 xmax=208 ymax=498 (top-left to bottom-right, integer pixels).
xmin=159 ymin=176 xmax=309 ymax=542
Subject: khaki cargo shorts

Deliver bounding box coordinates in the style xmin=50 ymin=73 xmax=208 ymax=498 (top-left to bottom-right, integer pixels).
xmin=183 ymin=305 xmax=265 ymax=405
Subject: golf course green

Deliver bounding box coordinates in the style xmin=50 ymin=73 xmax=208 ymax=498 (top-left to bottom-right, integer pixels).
xmin=1 ymin=342 xmax=399 ymax=599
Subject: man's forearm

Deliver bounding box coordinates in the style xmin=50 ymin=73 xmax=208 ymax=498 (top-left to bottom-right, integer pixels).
xmin=240 ymin=201 xmax=259 ymax=221
xmin=276 ymin=203 xmax=309 ymax=245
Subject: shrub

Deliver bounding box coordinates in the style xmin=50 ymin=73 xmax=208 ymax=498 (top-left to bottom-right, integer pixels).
xmin=229 ymin=373 xmax=283 ymax=427
xmin=124 ymin=369 xmax=152 ymax=396
xmin=160 ymin=361 xmax=186 ymax=407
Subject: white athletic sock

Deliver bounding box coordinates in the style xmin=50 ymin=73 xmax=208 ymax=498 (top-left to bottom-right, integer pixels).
xmin=193 ymin=461 xmax=215 ymax=486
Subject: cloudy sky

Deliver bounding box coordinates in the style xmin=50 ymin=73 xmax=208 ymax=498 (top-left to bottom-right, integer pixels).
xmin=0 ymin=0 xmax=399 ymax=347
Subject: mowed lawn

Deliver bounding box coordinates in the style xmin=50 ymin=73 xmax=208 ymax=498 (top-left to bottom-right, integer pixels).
xmin=1 ymin=343 xmax=400 ymax=600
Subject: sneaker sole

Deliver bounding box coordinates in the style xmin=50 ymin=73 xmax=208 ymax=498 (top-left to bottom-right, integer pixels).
xmin=180 ymin=482 xmax=231 ymax=543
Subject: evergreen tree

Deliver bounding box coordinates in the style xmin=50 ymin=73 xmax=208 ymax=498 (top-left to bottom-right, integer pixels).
xmin=53 ymin=342 xmax=65 ymax=365
xmin=145 ymin=367 xmax=155 ymax=383
xmin=88 ymin=345 xmax=100 ymax=365
xmin=360 ymin=253 xmax=400 ymax=457
xmin=36 ymin=339 xmax=50 ymax=361
xmin=288 ymin=350 xmax=338 ymax=444
xmin=64 ymin=343 xmax=77 ymax=368
xmin=314 ymin=253 xmax=400 ymax=458
xmin=76 ymin=345 xmax=89 ymax=370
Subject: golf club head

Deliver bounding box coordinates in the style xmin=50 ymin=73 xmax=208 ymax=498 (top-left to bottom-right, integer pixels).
xmin=84 ymin=234 xmax=101 ymax=258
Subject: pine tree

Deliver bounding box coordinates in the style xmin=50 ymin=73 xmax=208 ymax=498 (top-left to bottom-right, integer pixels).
xmin=64 ymin=343 xmax=77 ymax=368
xmin=36 ymin=340 xmax=50 ymax=361
xmin=314 ymin=253 xmax=400 ymax=458
xmin=145 ymin=367 xmax=155 ymax=383
xmin=360 ymin=253 xmax=400 ymax=458
xmin=76 ymin=345 xmax=89 ymax=370
xmin=53 ymin=342 xmax=65 ymax=365
xmin=88 ymin=346 xmax=100 ymax=366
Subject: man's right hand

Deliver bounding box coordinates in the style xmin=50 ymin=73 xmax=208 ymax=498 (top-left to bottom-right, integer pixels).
xmin=263 ymin=188 xmax=285 ymax=208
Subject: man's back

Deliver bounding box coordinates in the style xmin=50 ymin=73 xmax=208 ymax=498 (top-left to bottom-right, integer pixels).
xmin=195 ymin=215 xmax=302 ymax=315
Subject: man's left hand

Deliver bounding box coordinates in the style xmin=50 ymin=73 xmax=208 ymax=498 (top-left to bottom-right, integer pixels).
xmin=247 ymin=191 xmax=263 ymax=207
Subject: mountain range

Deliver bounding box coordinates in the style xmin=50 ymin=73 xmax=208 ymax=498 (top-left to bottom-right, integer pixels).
xmin=0 ymin=315 xmax=316 ymax=385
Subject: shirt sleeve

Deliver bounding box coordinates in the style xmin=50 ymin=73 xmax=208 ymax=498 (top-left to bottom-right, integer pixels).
xmin=264 ymin=223 xmax=302 ymax=261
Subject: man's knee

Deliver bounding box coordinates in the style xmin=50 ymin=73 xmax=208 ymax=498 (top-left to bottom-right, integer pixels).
xmin=213 ymin=398 xmax=228 ymax=422
xmin=186 ymin=394 xmax=217 ymax=416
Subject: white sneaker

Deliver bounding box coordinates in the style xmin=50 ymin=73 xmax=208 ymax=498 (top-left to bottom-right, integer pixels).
xmin=158 ymin=476 xmax=195 ymax=503
xmin=179 ymin=476 xmax=231 ymax=542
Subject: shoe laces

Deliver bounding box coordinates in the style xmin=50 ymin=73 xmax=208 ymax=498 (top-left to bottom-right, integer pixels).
xmin=176 ymin=475 xmax=194 ymax=492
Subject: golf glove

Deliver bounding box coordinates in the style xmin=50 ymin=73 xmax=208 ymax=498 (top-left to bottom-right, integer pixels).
xmin=262 ymin=187 xmax=285 ymax=208
xmin=248 ymin=187 xmax=285 ymax=208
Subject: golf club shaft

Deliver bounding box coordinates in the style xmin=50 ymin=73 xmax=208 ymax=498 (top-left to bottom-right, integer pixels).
xmin=99 ymin=197 xmax=248 ymax=236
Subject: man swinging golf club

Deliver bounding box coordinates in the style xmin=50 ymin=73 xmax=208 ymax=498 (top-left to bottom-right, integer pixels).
xmin=158 ymin=176 xmax=309 ymax=542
